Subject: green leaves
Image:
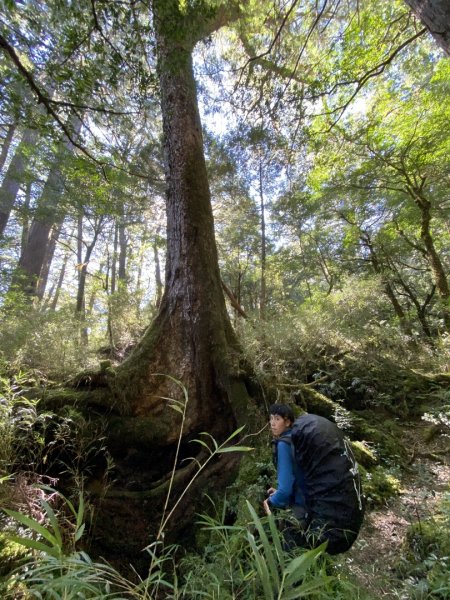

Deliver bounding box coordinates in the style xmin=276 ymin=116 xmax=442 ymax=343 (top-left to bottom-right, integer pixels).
xmin=192 ymin=425 xmax=254 ymax=455
xmin=3 ymin=488 xmax=86 ymax=560
xmin=246 ymin=501 xmax=330 ymax=599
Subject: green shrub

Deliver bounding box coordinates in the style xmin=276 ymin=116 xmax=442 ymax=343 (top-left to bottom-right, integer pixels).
xmin=397 ymin=492 xmax=450 ymax=599
xmin=0 ymin=532 xmax=27 ymax=578
xmin=238 ymin=283 xmax=450 ymax=416
xmin=350 ymin=441 xmax=378 ymax=469
xmin=360 ymin=465 xmax=401 ymax=507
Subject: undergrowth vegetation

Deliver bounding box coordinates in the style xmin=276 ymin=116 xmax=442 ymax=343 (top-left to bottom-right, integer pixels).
xmin=397 ymin=492 xmax=450 ymax=599
xmin=0 ymin=283 xmax=449 ymax=598
xmin=0 ymin=428 xmax=362 ymax=600
xmin=239 ymin=284 xmax=450 ymax=416
xmin=0 ymin=289 xmax=154 ymax=379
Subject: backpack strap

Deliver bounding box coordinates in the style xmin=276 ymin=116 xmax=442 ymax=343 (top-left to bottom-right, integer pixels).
xmin=343 ymin=438 xmax=364 ymax=511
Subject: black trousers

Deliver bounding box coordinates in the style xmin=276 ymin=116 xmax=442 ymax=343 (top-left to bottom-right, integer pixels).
xmin=279 ymin=515 xmax=359 ymax=555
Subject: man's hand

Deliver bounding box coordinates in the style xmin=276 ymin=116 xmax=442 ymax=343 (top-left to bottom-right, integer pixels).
xmin=263 ymin=487 xmax=277 ymax=515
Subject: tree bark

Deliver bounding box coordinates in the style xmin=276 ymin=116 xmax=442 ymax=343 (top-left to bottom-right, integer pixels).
xmin=76 ymin=215 xmax=103 ymax=316
xmin=410 ymin=185 xmax=450 ymax=330
xmin=0 ymin=128 xmax=37 ymax=237
xmin=0 ymin=121 xmax=16 ymax=172
xmin=110 ymin=220 xmax=118 ymax=294
xmin=36 ymin=225 xmax=61 ymax=300
xmin=404 ymin=0 xmax=450 ymax=55
xmin=118 ymin=218 xmax=127 ymax=284
xmin=153 ymin=238 xmax=163 ymax=307
xmin=20 ymin=180 xmax=32 ymax=255
xmin=14 ymin=182 xmax=64 ymax=296
xmin=48 ymin=248 xmax=69 ymax=311
xmin=13 ymin=116 xmax=81 ymax=297
xmin=259 ymin=157 xmax=267 ymax=319
xmin=113 ymin=0 xmax=252 ymax=439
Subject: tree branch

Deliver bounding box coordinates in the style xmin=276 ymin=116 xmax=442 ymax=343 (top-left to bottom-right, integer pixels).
xmin=321 ymin=27 xmax=427 ymax=129
xmin=221 ymin=279 xmax=248 ymax=319
xmin=236 ymin=0 xmax=302 ymax=89
xmin=0 ymin=33 xmax=161 ymax=183
xmin=0 ymin=32 xmax=108 ymax=173
xmin=47 ymin=98 xmax=134 ymax=116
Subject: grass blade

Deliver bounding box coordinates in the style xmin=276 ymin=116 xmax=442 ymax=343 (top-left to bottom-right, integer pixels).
xmin=3 ymin=508 xmax=59 ymax=548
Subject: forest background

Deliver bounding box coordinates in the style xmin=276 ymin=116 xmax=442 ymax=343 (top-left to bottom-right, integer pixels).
xmin=0 ymin=0 xmax=449 ymax=598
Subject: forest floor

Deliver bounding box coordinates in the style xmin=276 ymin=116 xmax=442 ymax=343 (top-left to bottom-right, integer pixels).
xmin=341 ymin=419 xmax=450 ymax=599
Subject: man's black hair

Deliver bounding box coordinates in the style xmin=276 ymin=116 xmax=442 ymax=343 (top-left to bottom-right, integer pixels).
xmin=269 ymin=403 xmax=295 ymax=423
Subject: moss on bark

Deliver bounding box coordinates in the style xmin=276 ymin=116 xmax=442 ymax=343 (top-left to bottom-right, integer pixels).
xmin=292 ymin=385 xmax=339 ymax=418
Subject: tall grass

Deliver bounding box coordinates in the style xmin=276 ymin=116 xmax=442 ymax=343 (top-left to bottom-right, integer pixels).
xmin=2 ymin=489 xmax=337 ymax=599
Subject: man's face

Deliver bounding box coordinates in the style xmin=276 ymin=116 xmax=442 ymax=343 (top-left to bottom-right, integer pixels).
xmin=269 ymin=414 xmax=292 ymax=437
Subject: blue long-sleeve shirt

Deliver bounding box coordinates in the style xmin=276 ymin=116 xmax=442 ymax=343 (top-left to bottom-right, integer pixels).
xmin=269 ymin=433 xmax=306 ymax=509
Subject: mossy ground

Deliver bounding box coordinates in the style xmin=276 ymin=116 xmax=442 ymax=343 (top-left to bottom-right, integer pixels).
xmin=338 ymin=419 xmax=450 ymax=599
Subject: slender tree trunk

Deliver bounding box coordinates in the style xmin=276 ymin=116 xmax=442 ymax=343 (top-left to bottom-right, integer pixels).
xmin=76 ymin=217 xmax=103 ymax=316
xmin=118 ymin=218 xmax=127 ymax=285
xmin=0 ymin=128 xmax=37 ymax=237
xmin=0 ymin=122 xmax=16 ymax=172
xmin=111 ymin=220 xmax=118 ymax=294
xmin=409 ymin=186 xmax=450 ymax=330
xmin=76 ymin=219 xmax=103 ymax=344
xmin=105 ymin=222 xmax=117 ymax=351
xmin=135 ymin=235 xmax=145 ymax=305
xmin=316 ymin=242 xmax=334 ymax=295
xmin=47 ymin=237 xmax=71 ymax=311
xmin=361 ymin=231 xmax=411 ymax=331
xmin=36 ymin=225 xmax=61 ymax=300
xmin=87 ymin=260 xmax=105 ymax=316
xmin=13 ymin=116 xmax=81 ymax=297
xmin=404 ymin=0 xmax=450 ymax=55
xmin=153 ymin=239 xmax=163 ymax=307
xmin=76 ymin=214 xmax=85 ymax=316
xmin=398 ymin=277 xmax=434 ymax=338
xmin=259 ymin=157 xmax=267 ymax=320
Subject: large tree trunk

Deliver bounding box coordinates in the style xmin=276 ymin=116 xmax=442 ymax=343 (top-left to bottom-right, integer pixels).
xmin=88 ymin=0 xmax=254 ymax=563
xmin=153 ymin=237 xmax=163 ymax=307
xmin=13 ymin=169 xmax=65 ymax=296
xmin=114 ymin=0 xmax=252 ymax=431
xmin=404 ymin=0 xmax=450 ymax=55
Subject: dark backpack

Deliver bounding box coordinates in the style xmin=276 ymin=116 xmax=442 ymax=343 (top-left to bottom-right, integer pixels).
xmin=279 ymin=413 xmax=365 ymax=552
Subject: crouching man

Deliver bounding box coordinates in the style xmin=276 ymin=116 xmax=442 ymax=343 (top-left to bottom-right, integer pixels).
xmin=264 ymin=404 xmax=364 ymax=555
